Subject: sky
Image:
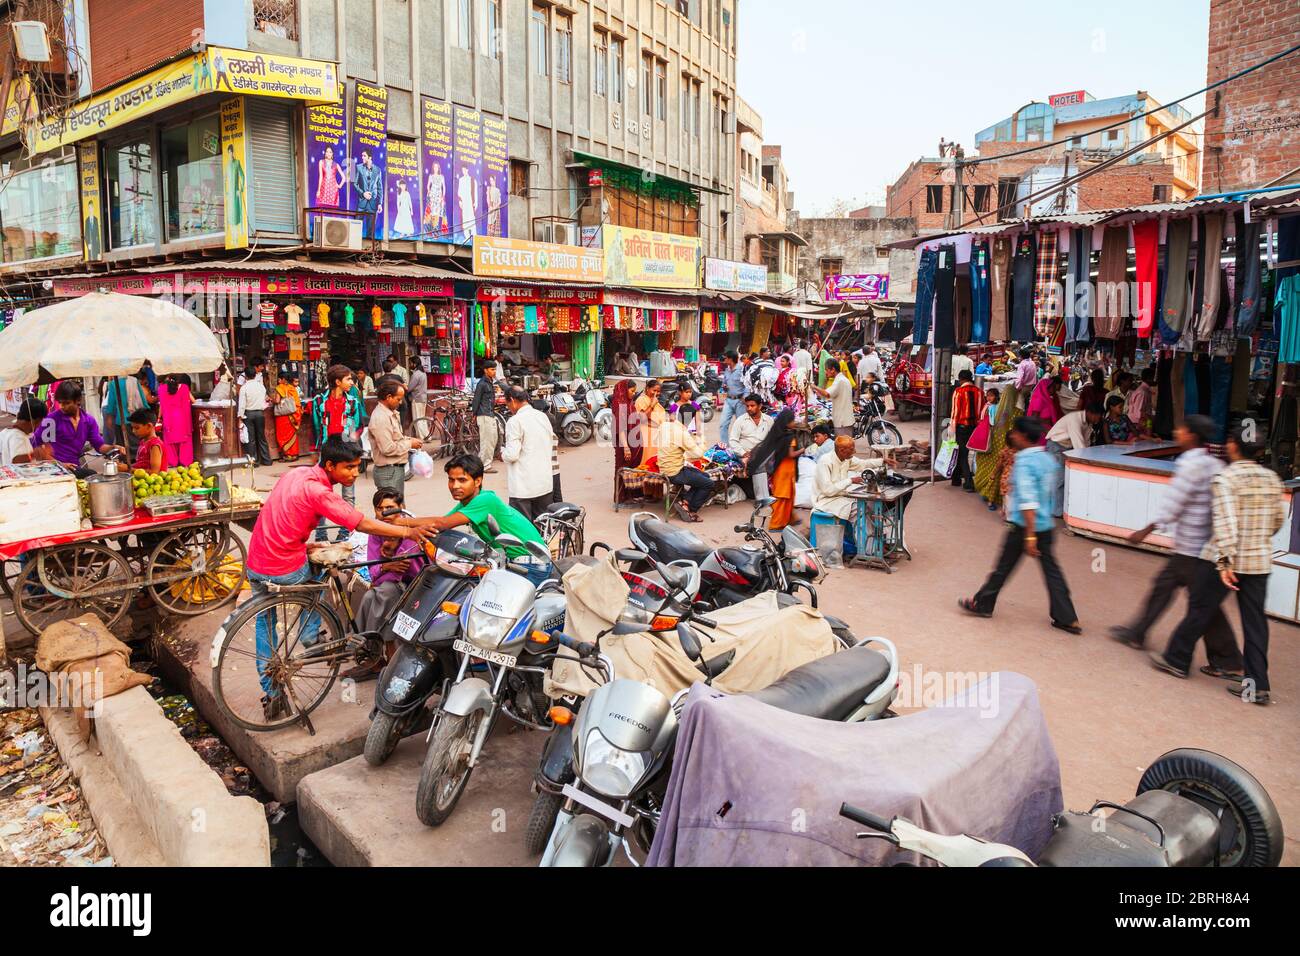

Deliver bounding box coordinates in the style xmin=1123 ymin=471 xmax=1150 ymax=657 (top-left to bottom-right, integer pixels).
xmin=737 ymin=0 xmax=1211 ymax=215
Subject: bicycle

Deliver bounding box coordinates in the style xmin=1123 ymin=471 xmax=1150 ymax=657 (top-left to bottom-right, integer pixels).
xmin=210 ymin=536 xmax=423 ymax=735
xmin=533 ymin=503 xmax=586 ymax=561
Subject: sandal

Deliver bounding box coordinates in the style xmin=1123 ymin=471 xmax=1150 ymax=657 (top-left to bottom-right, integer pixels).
xmin=1200 ymin=664 xmax=1245 ymax=681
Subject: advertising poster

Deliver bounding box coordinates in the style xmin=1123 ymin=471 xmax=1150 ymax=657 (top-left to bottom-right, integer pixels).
xmin=472 ymin=236 xmax=604 ymax=283
xmin=77 ymin=141 xmax=103 ymax=262
xmin=349 ymin=81 xmax=389 ymax=239
xmin=704 ymin=258 xmax=768 ymax=293
xmin=481 ymin=115 xmax=509 ymax=239
xmin=825 ymin=274 xmax=890 ymax=302
xmin=385 ymin=137 xmax=421 ymax=240
xmin=603 ymin=225 xmax=702 ymax=291
xmin=220 ymin=98 xmax=249 ymax=250
xmin=451 ymin=105 xmax=484 ymax=244
xmin=420 ymin=98 xmax=454 ymax=243
xmin=305 ymin=100 xmax=349 ymax=213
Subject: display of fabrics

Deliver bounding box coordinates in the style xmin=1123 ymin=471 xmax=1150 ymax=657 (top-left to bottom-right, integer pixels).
xmin=933 ymin=243 xmax=957 ymax=349
xmin=968 ymin=239 xmax=991 ymax=344
xmin=987 ymin=237 xmax=1011 ymax=342
xmin=1133 ymin=219 xmax=1159 ymax=338
xmin=1066 ymin=228 xmax=1091 ymax=345
xmin=1278 ymin=275 xmax=1300 ymax=364
xmin=1196 ymin=212 xmax=1225 ymax=340
xmin=913 ymin=248 xmax=937 ymax=345
xmin=1032 ymin=230 xmax=1059 ymax=337
xmin=1010 ymin=233 xmax=1036 ymax=341
xmin=1161 ymin=218 xmax=1192 ymax=336
xmin=1094 ymin=227 xmax=1128 ymax=339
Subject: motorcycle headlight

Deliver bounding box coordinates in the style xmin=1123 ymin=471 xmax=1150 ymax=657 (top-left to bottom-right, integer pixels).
xmin=465 ymin=610 xmax=512 ymax=650
xmin=582 ymin=729 xmax=651 ymax=799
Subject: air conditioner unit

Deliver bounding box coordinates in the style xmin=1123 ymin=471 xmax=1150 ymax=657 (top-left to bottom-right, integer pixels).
xmin=316 ymin=215 xmax=364 ymax=251
xmin=534 ymin=221 xmax=577 ymax=246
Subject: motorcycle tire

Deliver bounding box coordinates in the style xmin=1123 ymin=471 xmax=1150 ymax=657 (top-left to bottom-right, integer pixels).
xmin=867 ymin=421 xmax=904 ymax=449
xmin=699 ymin=402 xmax=715 ymax=424
xmin=524 ymin=790 xmax=564 ymax=856
xmin=562 ymin=421 xmax=592 ymax=446
xmin=363 ymin=711 xmax=410 ymax=767
xmin=1137 ymin=748 xmax=1283 ymax=867
xmin=852 ymin=415 xmax=869 ymax=440
xmin=415 ymin=711 xmax=482 ymax=827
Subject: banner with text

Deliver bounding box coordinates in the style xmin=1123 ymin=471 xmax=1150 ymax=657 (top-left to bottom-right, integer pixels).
xmin=473 ymin=236 xmax=604 ymax=283
xmin=704 ymin=257 xmax=768 ymax=293
xmin=451 ymin=106 xmax=484 ymax=243
xmin=306 ymin=100 xmax=349 ymax=213
xmin=824 ymin=273 xmax=890 ymax=302
xmin=603 ymin=225 xmax=702 ymax=291
xmin=220 ymin=98 xmax=249 ymax=250
xmin=420 ymin=98 xmax=455 ymax=243
xmin=385 ymin=138 xmax=421 ymax=240
xmin=348 ymin=81 xmax=389 ymax=238
xmin=481 ymin=115 xmax=509 ymax=239
xmin=78 ymin=141 xmax=103 ymax=262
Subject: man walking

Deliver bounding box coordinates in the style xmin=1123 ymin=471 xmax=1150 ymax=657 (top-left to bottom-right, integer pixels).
xmin=501 ymin=385 xmax=555 ymax=524
xmin=1151 ymin=428 xmax=1284 ymax=705
xmin=1014 ymin=347 xmax=1038 ymax=406
xmin=812 ymin=362 xmax=855 ymax=438
xmin=1111 ymin=416 xmax=1241 ymax=674
xmin=949 ymin=370 xmax=985 ymax=491
xmin=959 ymin=417 xmax=1082 ymax=634
xmin=238 ymin=357 xmax=272 ymax=466
xmin=718 ymin=351 xmax=747 ymax=449
xmin=473 ymin=361 xmax=500 ymax=473
xmin=856 ymin=344 xmax=882 ymax=389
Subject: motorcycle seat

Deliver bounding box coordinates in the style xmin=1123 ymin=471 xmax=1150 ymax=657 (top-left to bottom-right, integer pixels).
xmin=1036 ymin=790 xmax=1219 ymax=868
xmin=632 ymin=515 xmax=714 ymax=565
xmin=746 ymin=646 xmax=891 ymax=722
xmin=545 ymin=501 xmax=583 ymax=520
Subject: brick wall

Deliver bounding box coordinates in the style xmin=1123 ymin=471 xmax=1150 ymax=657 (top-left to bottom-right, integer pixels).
xmin=88 ymin=0 xmax=206 ymax=92
xmin=1202 ymin=0 xmax=1300 ymax=192
xmin=794 ymin=216 xmax=920 ymax=304
xmin=1077 ymin=161 xmax=1175 ymax=209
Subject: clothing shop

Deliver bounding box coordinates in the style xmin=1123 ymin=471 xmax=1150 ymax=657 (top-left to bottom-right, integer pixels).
xmin=477 ymin=283 xmax=606 ymax=384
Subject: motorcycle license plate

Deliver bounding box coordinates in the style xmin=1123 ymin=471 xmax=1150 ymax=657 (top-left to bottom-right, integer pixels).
xmin=562 ymin=783 xmax=635 ymax=829
xmin=392 ymin=612 xmax=421 ymax=641
xmin=453 ymin=639 xmax=517 ymax=668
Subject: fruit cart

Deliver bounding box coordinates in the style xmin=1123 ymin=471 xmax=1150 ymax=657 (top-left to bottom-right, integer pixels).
xmin=0 ymin=479 xmax=263 ymax=636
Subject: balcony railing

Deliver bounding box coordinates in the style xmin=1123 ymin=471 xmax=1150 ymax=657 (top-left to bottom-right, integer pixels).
xmin=254 ymin=0 xmax=299 ymax=41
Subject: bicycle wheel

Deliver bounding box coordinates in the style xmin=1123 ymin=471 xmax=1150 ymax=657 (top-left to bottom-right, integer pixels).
xmin=211 ymin=592 xmax=346 ymax=732
xmin=12 ymin=544 xmax=135 ymax=636
xmin=146 ymin=525 xmax=247 ymax=616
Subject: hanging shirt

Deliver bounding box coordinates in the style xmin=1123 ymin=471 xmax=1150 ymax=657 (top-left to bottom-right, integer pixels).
xmin=392 ymin=303 xmax=408 ymax=328
xmin=284 ymin=304 xmax=304 ymax=329
xmin=316 ymin=303 xmax=330 ymax=328
xmin=344 ymin=303 xmax=356 ymax=326
xmin=371 ymin=305 xmax=383 ymax=329
xmin=259 ymin=302 xmax=278 ymax=328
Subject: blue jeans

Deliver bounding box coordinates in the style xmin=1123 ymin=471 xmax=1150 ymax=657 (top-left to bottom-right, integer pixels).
xmin=313 ymin=482 xmax=356 ymax=542
xmin=247 ymin=562 xmax=323 ymax=696
xmin=719 ymin=397 xmax=744 ymax=447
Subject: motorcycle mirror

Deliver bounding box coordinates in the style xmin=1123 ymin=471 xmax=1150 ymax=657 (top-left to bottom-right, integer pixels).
xmin=752 ymin=497 xmax=775 ymax=520
xmin=615 ymin=548 xmax=648 ymax=564
xmin=525 ymin=540 xmax=552 ymax=563
xmin=496 ymin=534 xmax=525 ymax=552
xmin=676 ymin=623 xmax=703 ymax=662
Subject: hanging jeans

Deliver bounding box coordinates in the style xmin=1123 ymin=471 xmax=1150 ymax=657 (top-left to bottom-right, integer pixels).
xmin=933 ymin=244 xmax=957 ymax=348
xmin=1010 ymin=234 xmax=1037 ymax=341
xmin=913 ymin=249 xmax=938 ymax=344
xmin=1066 ymin=228 xmax=1091 ymax=344
xmin=969 ymin=240 xmax=992 ymax=344
xmin=1235 ymin=213 xmax=1263 ymax=336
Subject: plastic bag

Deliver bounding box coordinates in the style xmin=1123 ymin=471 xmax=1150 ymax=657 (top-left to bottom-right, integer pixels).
xmin=409 ymin=449 xmax=435 ymax=479
xmin=934 ymin=439 xmax=959 ymax=478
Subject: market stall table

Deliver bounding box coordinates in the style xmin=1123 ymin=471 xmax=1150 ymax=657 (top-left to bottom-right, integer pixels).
xmin=845 ymin=482 xmax=914 ymax=573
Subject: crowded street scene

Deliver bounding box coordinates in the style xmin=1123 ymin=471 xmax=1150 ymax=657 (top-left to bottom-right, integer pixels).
xmin=0 ymin=0 xmax=1297 ymax=932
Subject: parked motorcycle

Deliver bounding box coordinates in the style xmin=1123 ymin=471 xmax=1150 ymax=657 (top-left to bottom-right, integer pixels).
xmin=537 ymin=629 xmax=900 ymax=866
xmin=854 ymin=381 xmax=904 ymax=448
xmin=660 ymin=378 xmax=716 ymax=425
xmin=532 ymin=384 xmax=593 ymax=447
xmin=571 ymin=378 xmax=613 ymax=444
xmin=413 ymin=526 xmax=568 ymax=826
xmin=840 ymin=748 xmax=1283 ymax=867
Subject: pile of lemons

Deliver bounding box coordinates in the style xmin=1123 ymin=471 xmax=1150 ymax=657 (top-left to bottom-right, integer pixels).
xmin=133 ymin=464 xmax=215 ymax=505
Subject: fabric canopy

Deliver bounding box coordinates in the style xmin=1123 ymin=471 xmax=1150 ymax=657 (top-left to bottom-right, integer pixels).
xmin=0 ymin=292 xmax=223 ymax=389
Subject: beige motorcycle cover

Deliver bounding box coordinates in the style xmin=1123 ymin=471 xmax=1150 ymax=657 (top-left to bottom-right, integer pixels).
xmin=545 ymin=555 xmax=839 ymax=701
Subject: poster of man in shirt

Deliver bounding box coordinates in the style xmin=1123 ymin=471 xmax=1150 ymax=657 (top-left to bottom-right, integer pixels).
xmin=306 ymin=100 xmax=349 ymax=214
xmin=220 ymin=98 xmax=249 ymax=250
xmin=421 ymin=98 xmax=454 ymax=242
xmin=452 ymin=105 xmax=484 ymax=244
xmin=482 ymin=115 xmax=510 ymax=239
xmin=349 ymin=81 xmax=389 ymax=240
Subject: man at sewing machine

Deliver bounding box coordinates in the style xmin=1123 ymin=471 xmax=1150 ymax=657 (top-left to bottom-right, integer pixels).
xmin=811 ymin=436 xmax=886 ymax=559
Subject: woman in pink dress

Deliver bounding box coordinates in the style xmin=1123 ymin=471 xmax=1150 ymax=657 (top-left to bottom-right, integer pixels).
xmin=158 ymin=375 xmax=195 ymax=466
xmin=1026 ymin=375 xmax=1064 ymax=442
xmin=316 ymin=146 xmax=345 ymax=208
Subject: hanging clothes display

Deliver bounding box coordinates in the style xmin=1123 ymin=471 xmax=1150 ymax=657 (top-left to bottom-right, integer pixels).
xmin=969 ymin=239 xmax=991 ymax=344
xmin=1153 ymin=353 xmax=1174 ymax=439
xmin=1195 ymin=213 xmax=1225 ymax=340
xmin=1277 ymin=273 xmax=1300 ymax=364
xmin=1234 ymin=212 xmax=1263 ymax=336
xmin=1133 ymin=220 xmax=1160 ymax=339
xmin=1032 ymin=230 xmax=1059 ymax=337
xmin=989 ymin=237 xmax=1011 ymax=342
xmin=1160 ymin=218 xmax=1192 ymax=339
xmin=1010 ymin=233 xmax=1036 ymax=341
xmin=1066 ymin=228 xmax=1091 ymax=345
xmin=932 ymin=243 xmax=957 ymax=349
xmin=1094 ymin=227 xmax=1128 ymax=339
xmin=913 ymin=248 xmax=938 ymax=344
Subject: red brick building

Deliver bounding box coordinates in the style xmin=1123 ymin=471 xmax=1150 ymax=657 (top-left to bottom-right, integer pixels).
xmin=1201 ymin=0 xmax=1300 ymax=193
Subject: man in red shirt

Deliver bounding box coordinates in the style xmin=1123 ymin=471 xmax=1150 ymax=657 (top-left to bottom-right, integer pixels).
xmin=246 ymin=438 xmax=431 ymax=719
xmin=950 ymin=368 xmax=985 ymax=492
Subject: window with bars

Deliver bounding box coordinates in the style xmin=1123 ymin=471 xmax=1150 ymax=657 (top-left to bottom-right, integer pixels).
xmin=925 ymin=185 xmax=944 ymax=213
xmin=973 ymin=184 xmax=991 ymax=212
xmin=996 ymin=177 xmax=1019 ymax=218
xmin=254 ymin=0 xmax=299 ymax=40
xmin=556 ymin=15 xmax=573 ymax=84
xmin=656 ymin=61 xmax=667 ymax=121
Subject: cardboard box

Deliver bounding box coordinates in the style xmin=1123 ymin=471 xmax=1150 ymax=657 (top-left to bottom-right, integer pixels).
xmin=0 ymin=467 xmax=82 ymax=545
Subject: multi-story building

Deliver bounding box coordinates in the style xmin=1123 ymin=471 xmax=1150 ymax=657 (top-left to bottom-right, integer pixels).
xmin=0 ymin=0 xmax=745 ymax=281
xmin=1201 ymin=0 xmax=1300 ymax=194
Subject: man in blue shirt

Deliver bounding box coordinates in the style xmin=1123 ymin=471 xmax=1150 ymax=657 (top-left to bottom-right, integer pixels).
xmin=959 ymin=416 xmax=1081 ymax=633
xmin=717 ymin=351 xmax=747 ymax=449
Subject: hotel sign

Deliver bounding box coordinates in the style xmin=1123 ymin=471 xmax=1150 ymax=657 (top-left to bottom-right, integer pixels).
xmin=1048 ymin=90 xmax=1087 ymax=108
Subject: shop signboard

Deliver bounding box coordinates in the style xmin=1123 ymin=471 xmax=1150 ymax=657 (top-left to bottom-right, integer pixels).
xmin=219 ymin=98 xmax=250 ymax=250
xmin=472 ymin=236 xmax=604 ymax=283
xmin=420 ymin=98 xmax=455 ymax=243
xmin=77 ymin=141 xmax=103 ymax=262
xmin=603 ymin=225 xmax=702 ymax=291
xmin=1048 ymin=90 xmax=1087 ymax=108
xmin=703 ymin=257 xmax=768 ymax=293
xmin=52 ymin=272 xmax=454 ymax=299
xmin=824 ymin=273 xmax=890 ymax=302
xmin=476 ymin=284 xmax=603 ymax=305
xmin=451 ymin=106 xmax=485 ymax=243
xmin=348 ymin=81 xmax=389 ymax=238
xmin=28 ymin=47 xmax=341 ymax=154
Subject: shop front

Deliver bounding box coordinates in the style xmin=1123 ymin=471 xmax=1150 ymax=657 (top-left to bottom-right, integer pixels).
xmin=476 ymin=283 xmax=605 ymax=384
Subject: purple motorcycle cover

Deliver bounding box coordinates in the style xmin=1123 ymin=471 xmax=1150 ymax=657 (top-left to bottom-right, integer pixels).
xmin=646 ymin=672 xmax=1062 ymax=867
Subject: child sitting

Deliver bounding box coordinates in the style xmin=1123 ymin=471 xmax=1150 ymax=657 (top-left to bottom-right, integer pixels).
xmin=129 ymin=408 xmax=165 ymax=473
xmin=349 ymin=488 xmax=425 ymax=681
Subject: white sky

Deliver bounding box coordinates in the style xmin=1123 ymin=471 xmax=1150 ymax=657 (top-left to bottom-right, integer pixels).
xmin=736 ymin=0 xmax=1211 ymax=215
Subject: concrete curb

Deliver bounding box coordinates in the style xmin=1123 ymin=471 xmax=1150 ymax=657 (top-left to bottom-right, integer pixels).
xmin=43 ymin=687 xmax=270 ymax=867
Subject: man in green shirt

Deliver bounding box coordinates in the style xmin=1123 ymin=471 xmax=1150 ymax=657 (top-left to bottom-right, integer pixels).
xmin=421 ymin=453 xmax=554 ymax=586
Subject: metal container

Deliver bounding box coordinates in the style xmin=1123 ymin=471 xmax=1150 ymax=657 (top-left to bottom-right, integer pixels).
xmin=86 ymin=473 xmax=135 ymax=527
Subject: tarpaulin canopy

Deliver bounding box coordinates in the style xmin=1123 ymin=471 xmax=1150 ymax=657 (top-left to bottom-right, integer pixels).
xmin=0 ymin=292 xmax=224 ymax=389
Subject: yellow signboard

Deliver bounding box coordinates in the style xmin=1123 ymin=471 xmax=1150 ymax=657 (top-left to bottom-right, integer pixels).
xmin=473 ymin=236 xmax=605 ymax=283
xmin=78 ymin=141 xmax=103 ymax=262
xmin=221 ymin=98 xmax=249 ymax=250
xmin=2 ymin=75 xmax=35 ymax=137
xmin=602 ymin=225 xmax=702 ymax=291
xmin=27 ymin=47 xmax=341 ymax=154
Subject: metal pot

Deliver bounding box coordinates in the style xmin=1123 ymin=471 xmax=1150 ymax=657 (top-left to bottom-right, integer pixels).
xmin=86 ymin=473 xmax=135 ymax=527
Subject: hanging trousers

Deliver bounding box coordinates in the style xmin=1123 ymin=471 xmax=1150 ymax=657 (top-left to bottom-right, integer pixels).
xmin=972 ymin=525 xmax=1078 ymax=626
xmin=989 ymin=238 xmax=1012 ymax=342
xmin=1010 ymin=234 xmax=1037 ymax=341
xmin=913 ymin=249 xmax=938 ymax=344
xmin=969 ymin=240 xmax=992 ymax=344
xmin=1066 ymin=228 xmax=1092 ymax=345
xmin=933 ymin=244 xmax=957 ymax=349
xmin=1094 ymin=227 xmax=1128 ymax=339
xmin=1234 ymin=212 xmax=1263 ymax=336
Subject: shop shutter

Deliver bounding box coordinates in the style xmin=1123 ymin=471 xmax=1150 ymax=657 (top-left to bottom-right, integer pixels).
xmin=247 ymin=99 xmax=299 ymax=235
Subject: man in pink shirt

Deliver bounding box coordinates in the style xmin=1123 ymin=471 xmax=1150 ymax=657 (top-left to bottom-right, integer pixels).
xmin=246 ymin=438 xmax=431 ymax=719
xmin=1125 ymin=366 xmax=1155 ymax=435
xmin=1013 ymin=346 xmax=1039 ymax=405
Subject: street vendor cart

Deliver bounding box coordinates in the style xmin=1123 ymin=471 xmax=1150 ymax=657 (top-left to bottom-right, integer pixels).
xmin=0 ymin=291 xmax=257 ymax=635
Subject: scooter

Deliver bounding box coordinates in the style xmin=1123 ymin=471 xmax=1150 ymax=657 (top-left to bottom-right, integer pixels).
xmin=535 ymin=384 xmax=593 ymax=446
xmin=854 ymin=381 xmax=904 ymax=448
xmin=839 ymin=749 xmax=1283 ymax=867
xmin=571 ymin=379 xmax=613 ymax=443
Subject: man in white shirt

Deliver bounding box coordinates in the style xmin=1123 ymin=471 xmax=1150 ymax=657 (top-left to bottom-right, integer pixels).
xmin=950 ymin=346 xmax=975 ymax=385
xmin=1044 ymin=402 xmax=1104 ymax=518
xmin=813 ymin=363 xmax=856 ymax=437
xmin=792 ymin=340 xmax=813 ymax=375
xmin=0 ymin=398 xmax=48 ymax=466
xmin=501 ymin=385 xmax=556 ymax=524
xmin=857 ymin=345 xmax=882 ymax=386
xmin=237 ymin=358 xmax=271 ymax=466
xmin=728 ymin=393 xmax=773 ymax=500
xmin=813 ymin=436 xmax=885 ymax=562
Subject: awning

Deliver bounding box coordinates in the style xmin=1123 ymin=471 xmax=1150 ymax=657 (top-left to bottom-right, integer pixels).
xmin=570 ymin=150 xmax=730 ymax=197
xmin=751 ymin=230 xmax=809 ymax=247
xmin=56 ymin=257 xmax=467 ymax=283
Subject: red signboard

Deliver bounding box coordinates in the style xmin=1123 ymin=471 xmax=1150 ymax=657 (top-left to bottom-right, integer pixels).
xmin=476 ymin=284 xmax=604 ymax=304
xmin=1048 ymin=90 xmax=1087 ymax=108
xmin=52 ymin=272 xmax=455 ymax=299
xmin=588 ymin=169 xmax=604 ymax=187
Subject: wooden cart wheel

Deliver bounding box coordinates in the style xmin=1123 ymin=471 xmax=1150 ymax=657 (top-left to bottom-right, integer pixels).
xmin=0 ymin=557 xmax=23 ymax=600
xmin=12 ymin=543 xmax=136 ymax=636
xmin=146 ymin=524 xmax=247 ymax=616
